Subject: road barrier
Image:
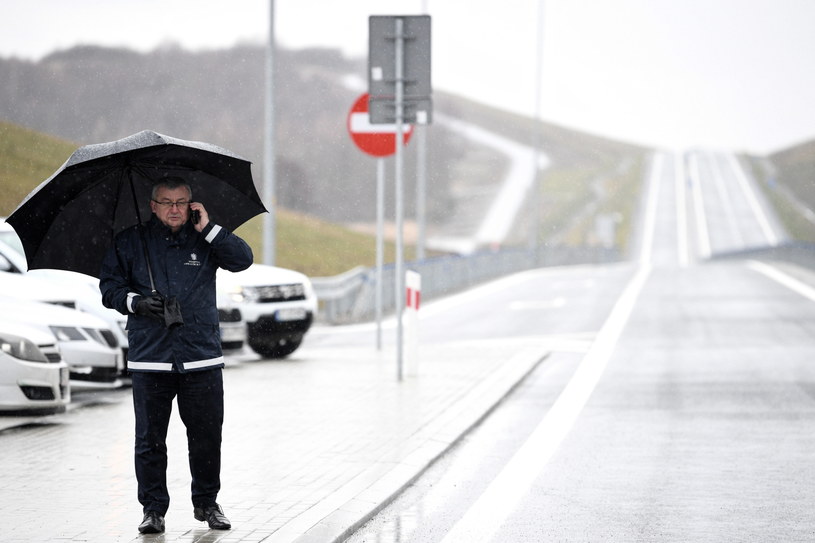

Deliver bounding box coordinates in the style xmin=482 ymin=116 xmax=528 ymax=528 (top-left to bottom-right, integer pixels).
xmin=312 ymin=245 xmax=619 ymax=324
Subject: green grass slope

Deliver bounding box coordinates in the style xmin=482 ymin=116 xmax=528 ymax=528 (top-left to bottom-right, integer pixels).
xmin=0 ymin=121 xmax=394 ymax=277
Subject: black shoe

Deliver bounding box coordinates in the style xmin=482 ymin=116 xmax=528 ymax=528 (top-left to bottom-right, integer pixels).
xmin=194 ymin=504 xmax=231 ymax=530
xmin=138 ymin=511 xmax=165 ymax=534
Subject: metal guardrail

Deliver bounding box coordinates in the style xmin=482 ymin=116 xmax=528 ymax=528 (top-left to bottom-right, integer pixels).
xmin=311 ymin=245 xmax=620 ymax=324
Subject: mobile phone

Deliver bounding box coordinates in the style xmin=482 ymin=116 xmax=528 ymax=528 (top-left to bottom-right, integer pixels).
xmin=191 ymin=209 xmax=200 ymax=224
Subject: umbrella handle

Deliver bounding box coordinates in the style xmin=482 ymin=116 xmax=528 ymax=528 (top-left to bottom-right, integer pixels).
xmin=138 ymin=224 xmax=158 ymax=296
xmin=127 ymin=171 xmax=158 ymax=294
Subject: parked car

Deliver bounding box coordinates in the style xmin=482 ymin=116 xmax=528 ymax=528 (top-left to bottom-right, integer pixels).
xmin=0 ymin=242 xmax=129 ymax=352
xmin=218 ymin=264 xmax=317 ymax=358
xmin=0 ymin=289 xmax=122 ymax=390
xmin=0 ymin=220 xmax=246 ymax=365
xmin=0 ymin=319 xmax=70 ymax=414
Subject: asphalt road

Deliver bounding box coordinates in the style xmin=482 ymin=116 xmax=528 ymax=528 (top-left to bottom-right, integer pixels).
xmin=343 ymin=150 xmax=815 ymax=542
xmin=5 ymin=148 xmax=813 ymax=543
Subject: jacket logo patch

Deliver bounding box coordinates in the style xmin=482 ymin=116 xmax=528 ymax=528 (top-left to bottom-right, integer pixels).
xmin=185 ymin=252 xmax=201 ymax=266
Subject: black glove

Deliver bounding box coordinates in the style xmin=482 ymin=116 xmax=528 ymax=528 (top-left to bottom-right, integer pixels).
xmin=135 ymin=295 xmax=164 ymax=321
xmin=163 ymin=296 xmax=184 ymax=328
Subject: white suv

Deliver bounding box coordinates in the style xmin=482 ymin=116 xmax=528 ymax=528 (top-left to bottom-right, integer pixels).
xmin=218 ymin=264 xmax=317 ymax=358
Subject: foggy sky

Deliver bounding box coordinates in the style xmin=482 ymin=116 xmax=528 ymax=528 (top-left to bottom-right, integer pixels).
xmin=1 ymin=0 xmax=813 ymax=154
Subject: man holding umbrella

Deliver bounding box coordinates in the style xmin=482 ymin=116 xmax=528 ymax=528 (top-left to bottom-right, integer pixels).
xmin=100 ymin=177 xmax=253 ymax=534
xmin=8 ymin=130 xmax=266 ymax=535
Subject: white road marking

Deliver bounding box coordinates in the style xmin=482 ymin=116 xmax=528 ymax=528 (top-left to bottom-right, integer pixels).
xmin=639 ymin=151 xmax=663 ymax=266
xmin=688 ymin=152 xmax=712 ymax=259
xmin=748 ymin=260 xmax=815 ymax=303
xmin=439 ymin=152 xmax=661 ymax=543
xmin=674 ymin=151 xmax=690 ymax=268
xmin=727 ymin=154 xmax=779 ymax=246
xmin=440 ymin=263 xmax=651 ymax=543
xmin=711 ymin=153 xmax=745 ymax=245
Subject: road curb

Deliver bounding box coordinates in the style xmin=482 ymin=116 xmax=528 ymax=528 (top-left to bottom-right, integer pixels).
xmin=269 ymin=346 xmax=549 ymax=543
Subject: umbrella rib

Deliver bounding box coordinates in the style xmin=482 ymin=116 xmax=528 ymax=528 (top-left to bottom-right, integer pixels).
xmin=127 ymin=166 xmax=158 ymax=294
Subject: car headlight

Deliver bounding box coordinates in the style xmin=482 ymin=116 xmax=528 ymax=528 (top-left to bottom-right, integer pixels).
xmin=0 ymin=333 xmax=49 ymax=363
xmin=83 ymin=328 xmax=119 ymax=348
xmin=227 ymin=286 xmax=259 ymax=304
xmin=49 ymin=326 xmax=85 ymax=341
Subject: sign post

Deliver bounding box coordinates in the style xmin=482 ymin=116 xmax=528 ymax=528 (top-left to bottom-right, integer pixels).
xmin=369 ymin=15 xmax=432 ymax=381
xmin=347 ymin=93 xmax=413 ymax=350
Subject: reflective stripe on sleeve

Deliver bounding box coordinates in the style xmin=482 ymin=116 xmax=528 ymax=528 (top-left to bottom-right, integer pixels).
xmin=127 ymin=292 xmax=139 ymax=313
xmin=205 ymin=224 xmax=222 ymax=243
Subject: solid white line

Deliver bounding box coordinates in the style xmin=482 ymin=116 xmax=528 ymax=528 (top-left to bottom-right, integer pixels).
xmin=439 ymin=262 xmax=651 ymax=543
xmin=711 ymin=153 xmax=744 ymax=245
xmin=439 ymin=157 xmax=661 ymax=543
xmin=674 ymin=151 xmax=690 ymax=268
xmin=748 ymin=260 xmax=815 ymax=303
xmin=639 ymin=151 xmax=663 ymax=265
xmin=688 ymin=152 xmax=712 ymax=259
xmin=727 ymin=154 xmax=779 ymax=246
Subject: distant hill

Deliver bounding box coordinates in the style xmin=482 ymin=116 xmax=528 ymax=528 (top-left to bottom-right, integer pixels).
xmin=760 ymin=140 xmax=815 ymax=242
xmin=771 ymin=140 xmax=815 ymax=205
xmin=0 ymin=44 xmax=462 ymax=226
xmin=0 ymin=43 xmax=658 ymax=254
xmin=0 ymin=120 xmax=413 ymax=277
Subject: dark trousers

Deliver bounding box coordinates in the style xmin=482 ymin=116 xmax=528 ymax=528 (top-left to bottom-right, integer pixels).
xmin=131 ymin=369 xmax=224 ymax=515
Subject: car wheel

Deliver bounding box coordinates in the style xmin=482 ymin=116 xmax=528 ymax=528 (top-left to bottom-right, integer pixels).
xmin=250 ymin=337 xmax=302 ymax=359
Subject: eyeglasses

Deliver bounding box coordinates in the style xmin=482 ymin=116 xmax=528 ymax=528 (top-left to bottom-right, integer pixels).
xmin=153 ymin=200 xmax=190 ymax=209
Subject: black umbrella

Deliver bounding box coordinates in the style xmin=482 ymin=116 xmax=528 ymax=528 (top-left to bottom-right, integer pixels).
xmin=7 ymin=130 xmax=267 ymax=283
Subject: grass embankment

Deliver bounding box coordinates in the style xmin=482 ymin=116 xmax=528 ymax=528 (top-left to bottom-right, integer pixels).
xmin=0 ymin=121 xmax=391 ymax=277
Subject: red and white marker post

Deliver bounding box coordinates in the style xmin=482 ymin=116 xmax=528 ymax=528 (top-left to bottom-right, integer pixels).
xmin=404 ymin=270 xmax=421 ymax=377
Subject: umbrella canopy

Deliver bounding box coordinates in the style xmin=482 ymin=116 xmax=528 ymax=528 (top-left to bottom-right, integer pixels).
xmin=7 ymin=130 xmax=267 ymax=278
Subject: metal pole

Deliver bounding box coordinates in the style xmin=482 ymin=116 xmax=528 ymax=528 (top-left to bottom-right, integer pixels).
xmin=395 ymin=17 xmax=405 ymax=380
xmin=375 ymin=157 xmax=385 ymax=350
xmin=416 ymin=125 xmax=426 ymax=260
xmin=416 ymin=0 xmax=429 ymax=261
xmin=262 ymin=0 xmax=276 ymax=266
xmin=530 ymin=0 xmax=544 ymax=261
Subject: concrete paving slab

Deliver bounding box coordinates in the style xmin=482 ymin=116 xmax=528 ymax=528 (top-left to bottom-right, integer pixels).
xmin=0 ymin=338 xmax=547 ymax=542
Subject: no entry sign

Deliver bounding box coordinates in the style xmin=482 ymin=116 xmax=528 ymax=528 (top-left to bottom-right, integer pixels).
xmin=347 ymin=93 xmax=413 ymax=157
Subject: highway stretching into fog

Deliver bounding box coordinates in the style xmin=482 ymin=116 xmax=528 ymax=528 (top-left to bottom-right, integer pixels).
xmin=341 ymin=150 xmax=815 ymax=542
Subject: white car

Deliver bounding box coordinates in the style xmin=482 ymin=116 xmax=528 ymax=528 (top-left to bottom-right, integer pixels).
xmin=0 ymin=319 xmax=70 ymax=414
xmin=0 ymin=278 xmax=122 ymax=390
xmin=0 ymin=220 xmax=246 ymax=368
xmin=218 ymin=264 xmax=318 ymax=358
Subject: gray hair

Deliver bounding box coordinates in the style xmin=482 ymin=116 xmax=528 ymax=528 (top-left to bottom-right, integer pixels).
xmin=151 ymin=177 xmax=192 ymax=200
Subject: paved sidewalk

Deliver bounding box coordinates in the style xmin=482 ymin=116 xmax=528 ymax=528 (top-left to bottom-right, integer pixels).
xmin=0 ymin=338 xmax=547 ymax=543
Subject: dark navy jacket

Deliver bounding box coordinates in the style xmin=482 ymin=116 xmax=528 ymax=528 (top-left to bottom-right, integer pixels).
xmin=100 ymin=215 xmax=253 ymax=373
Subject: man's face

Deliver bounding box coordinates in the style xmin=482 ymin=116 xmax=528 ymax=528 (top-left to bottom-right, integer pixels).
xmin=150 ymin=186 xmax=191 ymax=232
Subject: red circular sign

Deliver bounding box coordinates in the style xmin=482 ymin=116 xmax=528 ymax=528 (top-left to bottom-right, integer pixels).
xmin=347 ymin=93 xmax=413 ymax=157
